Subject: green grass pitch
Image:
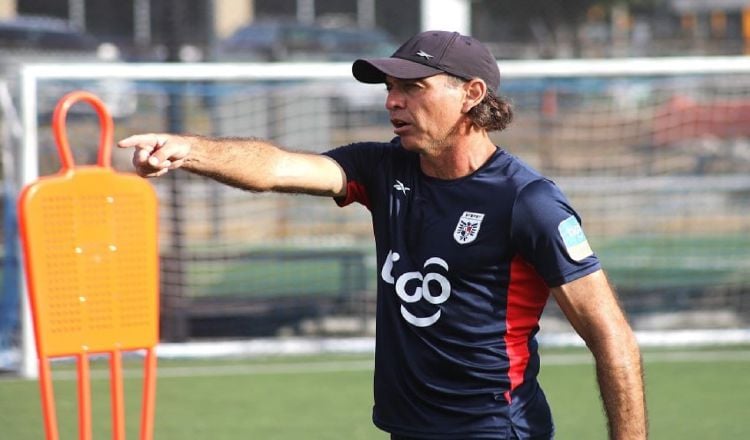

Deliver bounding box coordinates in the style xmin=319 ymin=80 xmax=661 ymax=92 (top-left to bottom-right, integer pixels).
xmin=1 ymin=346 xmax=749 ymax=439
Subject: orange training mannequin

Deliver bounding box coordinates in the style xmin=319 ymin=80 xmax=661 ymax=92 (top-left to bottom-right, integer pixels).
xmin=18 ymin=91 xmax=159 ymax=440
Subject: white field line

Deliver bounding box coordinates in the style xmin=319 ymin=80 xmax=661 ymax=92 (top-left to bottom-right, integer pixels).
xmin=45 ymin=359 xmax=375 ymax=381
xmin=26 ymin=349 xmax=749 ymax=382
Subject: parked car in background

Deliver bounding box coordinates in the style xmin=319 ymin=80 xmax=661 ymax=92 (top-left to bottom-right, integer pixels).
xmin=0 ymin=16 xmax=96 ymax=51
xmin=318 ymin=26 xmax=398 ymax=61
xmin=218 ymin=20 xmax=397 ymax=62
xmin=0 ymin=16 xmax=135 ymax=119
xmin=0 ymin=15 xmax=120 ymax=59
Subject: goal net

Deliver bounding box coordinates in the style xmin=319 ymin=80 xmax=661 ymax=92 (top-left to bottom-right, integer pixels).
xmin=2 ymin=57 xmax=750 ymax=374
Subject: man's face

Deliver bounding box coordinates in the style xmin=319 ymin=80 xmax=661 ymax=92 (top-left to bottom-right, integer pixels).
xmin=384 ymin=74 xmax=467 ymax=153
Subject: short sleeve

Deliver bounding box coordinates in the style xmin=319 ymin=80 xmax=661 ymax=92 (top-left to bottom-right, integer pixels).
xmin=323 ymin=142 xmax=389 ymax=208
xmin=510 ymin=179 xmax=601 ymax=287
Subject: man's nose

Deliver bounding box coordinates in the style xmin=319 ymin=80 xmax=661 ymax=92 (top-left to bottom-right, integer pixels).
xmin=386 ymin=89 xmax=404 ymax=110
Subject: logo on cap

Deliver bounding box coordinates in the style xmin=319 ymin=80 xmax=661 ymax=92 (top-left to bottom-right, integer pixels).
xmin=416 ymin=50 xmax=434 ymax=60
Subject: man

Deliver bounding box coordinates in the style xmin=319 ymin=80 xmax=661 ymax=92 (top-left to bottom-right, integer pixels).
xmin=119 ymin=30 xmax=646 ymax=440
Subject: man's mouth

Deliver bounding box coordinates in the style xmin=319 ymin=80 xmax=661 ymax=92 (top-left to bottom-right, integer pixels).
xmin=391 ymin=118 xmax=411 ymax=133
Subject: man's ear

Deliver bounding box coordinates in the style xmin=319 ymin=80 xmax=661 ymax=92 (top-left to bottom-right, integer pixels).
xmin=462 ymin=79 xmax=487 ymax=113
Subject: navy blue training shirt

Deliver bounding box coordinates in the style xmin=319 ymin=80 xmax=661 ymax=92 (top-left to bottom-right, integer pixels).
xmin=323 ymin=138 xmax=601 ymax=439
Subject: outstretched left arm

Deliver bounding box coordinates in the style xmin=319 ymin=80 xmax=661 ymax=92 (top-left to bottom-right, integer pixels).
xmin=551 ymin=269 xmax=648 ymax=440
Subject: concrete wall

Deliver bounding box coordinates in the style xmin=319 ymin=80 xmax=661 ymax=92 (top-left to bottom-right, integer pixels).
xmin=0 ymin=0 xmax=16 ymax=19
xmin=215 ymin=0 xmax=253 ymax=38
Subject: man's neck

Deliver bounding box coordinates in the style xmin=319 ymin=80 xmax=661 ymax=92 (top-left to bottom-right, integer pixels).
xmin=419 ymin=131 xmax=497 ymax=180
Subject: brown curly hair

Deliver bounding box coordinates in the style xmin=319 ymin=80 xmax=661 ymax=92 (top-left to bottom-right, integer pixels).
xmin=447 ymin=75 xmax=514 ymax=132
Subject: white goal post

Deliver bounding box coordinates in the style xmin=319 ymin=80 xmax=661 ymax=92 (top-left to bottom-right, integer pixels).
xmin=11 ymin=56 xmax=750 ymax=378
xmin=19 ymin=55 xmax=750 ymax=186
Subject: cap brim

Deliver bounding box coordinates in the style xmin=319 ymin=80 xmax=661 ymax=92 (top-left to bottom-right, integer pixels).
xmin=352 ymin=58 xmax=444 ymax=84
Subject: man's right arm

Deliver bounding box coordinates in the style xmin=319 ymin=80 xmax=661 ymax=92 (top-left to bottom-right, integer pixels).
xmin=117 ymin=133 xmax=347 ymax=197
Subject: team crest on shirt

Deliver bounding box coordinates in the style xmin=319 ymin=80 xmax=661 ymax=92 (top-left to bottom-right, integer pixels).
xmin=453 ymin=211 xmax=485 ymax=244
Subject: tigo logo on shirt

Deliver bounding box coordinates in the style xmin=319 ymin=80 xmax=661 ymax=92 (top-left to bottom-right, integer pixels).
xmin=381 ymin=251 xmax=451 ymax=327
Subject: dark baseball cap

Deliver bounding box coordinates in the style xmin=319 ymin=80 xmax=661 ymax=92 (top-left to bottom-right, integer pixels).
xmin=352 ymin=30 xmax=500 ymax=93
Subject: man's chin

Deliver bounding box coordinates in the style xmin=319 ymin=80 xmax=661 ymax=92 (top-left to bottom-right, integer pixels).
xmin=398 ymin=136 xmax=422 ymax=152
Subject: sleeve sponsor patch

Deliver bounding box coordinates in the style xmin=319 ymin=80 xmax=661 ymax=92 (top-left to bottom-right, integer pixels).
xmin=558 ymin=215 xmax=594 ymax=261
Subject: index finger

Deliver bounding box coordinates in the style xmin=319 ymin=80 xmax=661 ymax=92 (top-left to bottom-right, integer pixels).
xmin=117 ymin=133 xmax=166 ymax=153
